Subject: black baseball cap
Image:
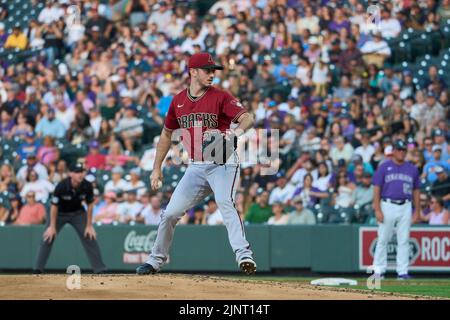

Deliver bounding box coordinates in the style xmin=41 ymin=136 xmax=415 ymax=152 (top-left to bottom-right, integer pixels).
xmin=393 ymin=139 xmax=407 ymax=150
xmin=69 ymin=163 xmax=85 ymax=173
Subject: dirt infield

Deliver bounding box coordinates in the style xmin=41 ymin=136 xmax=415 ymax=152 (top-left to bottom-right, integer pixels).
xmin=0 ymin=274 xmax=427 ymax=300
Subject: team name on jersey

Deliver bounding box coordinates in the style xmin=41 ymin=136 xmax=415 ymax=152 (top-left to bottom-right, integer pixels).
xmin=385 ymin=173 xmax=413 ymax=184
xmin=177 ymin=113 xmax=219 ymax=129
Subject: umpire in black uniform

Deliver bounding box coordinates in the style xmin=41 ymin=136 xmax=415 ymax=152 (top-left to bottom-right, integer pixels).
xmin=33 ymin=163 xmax=106 ymax=274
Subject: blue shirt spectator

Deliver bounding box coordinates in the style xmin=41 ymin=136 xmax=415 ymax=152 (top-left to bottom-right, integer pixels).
xmin=35 ymin=109 xmax=66 ymax=139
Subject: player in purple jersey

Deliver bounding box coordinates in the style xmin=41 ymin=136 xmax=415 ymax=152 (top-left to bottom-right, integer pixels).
xmin=371 ymin=139 xmax=420 ymax=280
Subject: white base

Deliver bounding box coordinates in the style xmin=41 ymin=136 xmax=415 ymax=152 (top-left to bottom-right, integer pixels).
xmin=310 ymin=278 xmax=358 ymax=286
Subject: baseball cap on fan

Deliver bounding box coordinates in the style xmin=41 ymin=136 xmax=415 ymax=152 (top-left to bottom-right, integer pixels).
xmin=188 ymin=53 xmax=224 ymax=70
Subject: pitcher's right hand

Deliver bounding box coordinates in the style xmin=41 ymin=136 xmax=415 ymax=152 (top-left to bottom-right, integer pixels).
xmin=150 ymin=169 xmax=163 ymax=191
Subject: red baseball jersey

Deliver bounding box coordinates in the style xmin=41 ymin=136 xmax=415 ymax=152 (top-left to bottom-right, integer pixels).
xmin=164 ymin=86 xmax=247 ymax=161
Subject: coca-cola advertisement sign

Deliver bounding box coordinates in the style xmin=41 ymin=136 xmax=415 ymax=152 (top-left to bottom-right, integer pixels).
xmin=123 ymin=230 xmax=157 ymax=264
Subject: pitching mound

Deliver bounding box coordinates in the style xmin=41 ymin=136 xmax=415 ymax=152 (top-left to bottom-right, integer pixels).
xmin=0 ymin=274 xmax=418 ymax=300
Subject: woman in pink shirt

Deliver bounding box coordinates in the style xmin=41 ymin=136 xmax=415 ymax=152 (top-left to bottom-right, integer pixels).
xmin=94 ymin=191 xmax=119 ymax=224
xmin=15 ymin=192 xmax=46 ymax=225
xmin=105 ymin=140 xmax=139 ymax=169
xmin=37 ymin=136 xmax=59 ymax=166
xmin=421 ymin=197 xmax=449 ymax=225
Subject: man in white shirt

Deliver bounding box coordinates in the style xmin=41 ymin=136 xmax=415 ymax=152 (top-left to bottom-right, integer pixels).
xmin=290 ymin=158 xmax=318 ymax=187
xmin=330 ymin=136 xmax=355 ymax=166
xmin=360 ymin=32 xmax=391 ymax=62
xmin=17 ymin=153 xmax=49 ymax=184
xmin=269 ymin=174 xmax=296 ymax=205
xmin=278 ymin=96 xmax=301 ymax=121
xmin=104 ymin=166 xmax=128 ymax=193
xmin=355 ymin=133 xmax=375 ymax=163
xmin=38 ymin=2 xmax=64 ymax=25
xmin=206 ymin=199 xmax=223 ymax=225
xmin=147 ymin=1 xmax=172 ymax=31
xmin=125 ymin=167 xmax=147 ymax=198
xmin=116 ymin=105 xmax=143 ymax=152
xmin=54 ymin=98 xmax=75 ymax=130
xmin=378 ymin=9 xmax=401 ymax=39
xmin=141 ymin=194 xmax=163 ymax=225
xmin=118 ymin=190 xmax=144 ymax=224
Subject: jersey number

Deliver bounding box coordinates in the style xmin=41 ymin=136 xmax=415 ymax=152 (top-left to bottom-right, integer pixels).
xmin=403 ymin=183 xmax=412 ymax=195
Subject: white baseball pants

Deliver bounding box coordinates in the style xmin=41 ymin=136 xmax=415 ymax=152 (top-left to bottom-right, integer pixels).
xmin=146 ymin=163 xmax=253 ymax=271
xmin=372 ymin=200 xmax=412 ymax=275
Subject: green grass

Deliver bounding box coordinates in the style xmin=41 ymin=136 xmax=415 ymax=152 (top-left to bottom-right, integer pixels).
xmin=224 ymin=276 xmax=450 ymax=299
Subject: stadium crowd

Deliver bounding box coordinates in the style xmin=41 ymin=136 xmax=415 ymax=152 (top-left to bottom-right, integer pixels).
xmin=0 ymin=0 xmax=449 ymax=227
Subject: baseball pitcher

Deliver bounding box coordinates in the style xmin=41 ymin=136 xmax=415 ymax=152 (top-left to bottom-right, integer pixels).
xmin=136 ymin=52 xmax=256 ymax=275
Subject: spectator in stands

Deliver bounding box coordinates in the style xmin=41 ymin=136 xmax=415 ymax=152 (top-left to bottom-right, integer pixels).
xmin=116 ymin=105 xmax=143 ymax=152
xmin=9 ymin=111 xmax=34 ymax=140
xmin=37 ymin=136 xmax=59 ymax=167
xmin=338 ymin=37 xmax=363 ymax=74
xmin=37 ymin=1 xmax=64 ymax=25
xmin=0 ymin=194 xmax=22 ymax=224
xmin=20 ymin=169 xmax=54 ymax=203
xmin=330 ymin=136 xmax=354 ymax=166
xmin=85 ymin=141 xmax=106 ymax=170
xmin=106 ymin=140 xmax=139 ymax=169
xmin=98 ymin=119 xmax=114 ymax=150
xmin=267 ymin=201 xmax=288 ymax=225
xmin=354 ymin=132 xmax=375 ymax=163
xmin=292 ymin=173 xmax=328 ymax=209
xmin=268 ymin=173 xmax=296 ymax=205
xmin=0 ymin=164 xmax=18 ymax=193
xmin=42 ymin=21 xmax=64 ymax=65
xmin=360 ymin=31 xmax=391 ymax=67
xmin=0 ymin=22 xmax=7 ymax=47
xmin=432 ymin=129 xmax=449 ymax=162
xmin=100 ymin=94 xmax=120 ymax=123
xmin=313 ymin=162 xmax=332 ymax=192
xmin=272 ymin=53 xmax=296 ymax=84
xmin=286 ymin=196 xmax=316 ymax=225
xmin=348 ymin=154 xmax=374 ymax=176
xmin=125 ymin=167 xmax=146 ymax=197
xmin=244 ymin=190 xmax=272 ymax=224
xmin=93 ymin=191 xmax=119 ymax=224
xmin=118 ymin=189 xmax=144 ymax=224
xmin=420 ymin=92 xmax=445 ymax=135
xmin=289 ymin=156 xmax=318 ymax=187
xmin=140 ymin=193 xmax=162 ymax=225
xmin=378 ymin=8 xmax=402 ymax=39
xmin=354 ymin=171 xmax=374 ymax=208
xmin=333 ymin=170 xmax=357 ymax=208
xmin=422 ymin=145 xmax=450 ymax=183
xmin=17 ymin=153 xmax=49 ymax=185
xmin=4 ymin=26 xmax=28 ymax=50
xmin=104 ymin=166 xmax=128 ymax=193
xmin=431 ymin=166 xmax=450 ymax=208
xmin=437 ymin=0 xmax=450 ymax=20
xmin=205 ymin=198 xmax=223 ymax=225
xmin=14 ymin=191 xmax=46 ymax=225
xmin=420 ymin=196 xmax=449 ymax=225
xmin=48 ymin=159 xmax=68 ymax=185
xmin=0 ymin=109 xmax=14 ymax=137
xmin=35 ymin=108 xmax=66 ymax=139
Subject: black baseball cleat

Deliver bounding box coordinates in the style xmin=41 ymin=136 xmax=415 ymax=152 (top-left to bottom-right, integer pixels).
xmin=32 ymin=270 xmax=43 ymax=275
xmin=239 ymin=257 xmax=257 ymax=275
xmin=136 ymin=263 xmax=157 ymax=275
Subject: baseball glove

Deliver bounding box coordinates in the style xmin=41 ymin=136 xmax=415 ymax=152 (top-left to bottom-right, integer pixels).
xmin=202 ymin=130 xmax=237 ymax=165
